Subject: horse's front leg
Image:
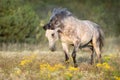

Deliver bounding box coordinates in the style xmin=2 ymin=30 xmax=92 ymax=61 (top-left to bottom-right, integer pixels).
xmin=72 ymin=41 xmax=80 ymax=67
xmin=62 ymin=43 xmax=69 ymax=63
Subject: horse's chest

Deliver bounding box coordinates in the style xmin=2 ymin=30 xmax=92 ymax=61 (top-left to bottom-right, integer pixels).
xmin=60 ymin=34 xmax=74 ymax=44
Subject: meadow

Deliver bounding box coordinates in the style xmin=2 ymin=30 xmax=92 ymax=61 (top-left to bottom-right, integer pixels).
xmin=0 ymin=0 xmax=119 ymax=80
xmin=0 ymin=37 xmax=120 ymax=80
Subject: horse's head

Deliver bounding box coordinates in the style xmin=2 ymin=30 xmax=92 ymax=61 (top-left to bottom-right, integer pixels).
xmin=43 ymin=8 xmax=72 ymax=30
xmin=43 ymin=23 xmax=55 ymax=30
xmin=45 ymin=28 xmax=61 ymax=51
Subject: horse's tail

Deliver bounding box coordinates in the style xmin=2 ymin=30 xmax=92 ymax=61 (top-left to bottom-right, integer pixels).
xmin=98 ymin=27 xmax=104 ymax=51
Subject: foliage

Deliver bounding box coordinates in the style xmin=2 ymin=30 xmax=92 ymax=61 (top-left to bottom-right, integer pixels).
xmin=0 ymin=0 xmax=119 ymax=43
xmin=0 ymin=0 xmax=40 ymax=43
xmin=35 ymin=0 xmax=120 ymax=37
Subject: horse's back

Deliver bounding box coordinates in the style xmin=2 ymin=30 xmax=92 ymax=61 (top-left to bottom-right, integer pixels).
xmin=61 ymin=17 xmax=102 ymax=46
xmin=75 ymin=20 xmax=93 ymax=44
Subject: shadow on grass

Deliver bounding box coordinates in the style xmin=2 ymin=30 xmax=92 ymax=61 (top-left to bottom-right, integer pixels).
xmin=78 ymin=56 xmax=90 ymax=63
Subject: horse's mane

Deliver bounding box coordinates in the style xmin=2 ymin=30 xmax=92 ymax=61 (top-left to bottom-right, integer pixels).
xmin=50 ymin=8 xmax=72 ymax=20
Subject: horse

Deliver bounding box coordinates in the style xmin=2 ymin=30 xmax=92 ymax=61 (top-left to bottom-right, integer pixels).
xmin=43 ymin=8 xmax=104 ymax=67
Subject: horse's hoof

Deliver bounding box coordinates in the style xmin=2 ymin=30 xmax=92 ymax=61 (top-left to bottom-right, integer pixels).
xmin=74 ymin=64 xmax=78 ymax=67
xmin=90 ymin=62 xmax=93 ymax=65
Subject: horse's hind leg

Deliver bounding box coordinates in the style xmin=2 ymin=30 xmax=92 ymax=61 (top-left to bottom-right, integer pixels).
xmin=88 ymin=45 xmax=94 ymax=65
xmin=92 ymin=38 xmax=101 ymax=63
xmin=62 ymin=43 xmax=69 ymax=63
xmin=72 ymin=47 xmax=78 ymax=67
xmin=81 ymin=45 xmax=94 ymax=64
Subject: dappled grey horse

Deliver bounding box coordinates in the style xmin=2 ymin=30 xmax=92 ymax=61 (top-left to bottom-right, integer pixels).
xmin=43 ymin=8 xmax=104 ymax=67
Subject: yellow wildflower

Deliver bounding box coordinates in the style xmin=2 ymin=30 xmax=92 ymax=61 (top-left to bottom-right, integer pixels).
xmin=47 ymin=73 xmax=51 ymax=78
xmin=96 ymin=62 xmax=111 ymax=70
xmin=40 ymin=63 xmax=65 ymax=72
xmin=20 ymin=59 xmax=32 ymax=66
xmin=68 ymin=66 xmax=78 ymax=71
xmin=96 ymin=63 xmax=102 ymax=67
xmin=54 ymin=64 xmax=65 ymax=70
xmin=20 ymin=54 xmax=36 ymax=66
xmin=65 ymin=72 xmax=73 ymax=77
xmin=14 ymin=68 xmax=21 ymax=75
xmin=109 ymin=54 xmax=115 ymax=57
xmin=15 ymin=69 xmax=21 ymax=75
xmin=40 ymin=63 xmax=53 ymax=72
xmin=48 ymin=65 xmax=56 ymax=72
xmin=103 ymin=62 xmax=111 ymax=70
xmin=114 ymin=76 xmax=120 ymax=80
xmin=40 ymin=63 xmax=49 ymax=70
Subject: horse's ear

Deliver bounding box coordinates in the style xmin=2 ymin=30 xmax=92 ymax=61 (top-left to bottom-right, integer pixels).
xmin=43 ymin=25 xmax=46 ymax=30
xmin=52 ymin=8 xmax=57 ymax=13
xmin=43 ymin=24 xmax=49 ymax=30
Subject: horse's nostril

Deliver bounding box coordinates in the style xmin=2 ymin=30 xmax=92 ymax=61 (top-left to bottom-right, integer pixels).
xmin=50 ymin=47 xmax=56 ymax=52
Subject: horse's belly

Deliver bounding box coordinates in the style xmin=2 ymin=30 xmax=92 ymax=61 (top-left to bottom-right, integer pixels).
xmin=80 ymin=34 xmax=92 ymax=46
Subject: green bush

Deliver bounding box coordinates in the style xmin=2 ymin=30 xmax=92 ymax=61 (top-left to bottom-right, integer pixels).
xmin=0 ymin=0 xmax=119 ymax=43
xmin=0 ymin=0 xmax=40 ymax=43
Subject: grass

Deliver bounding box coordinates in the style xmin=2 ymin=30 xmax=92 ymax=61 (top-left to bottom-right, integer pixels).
xmin=0 ymin=37 xmax=120 ymax=80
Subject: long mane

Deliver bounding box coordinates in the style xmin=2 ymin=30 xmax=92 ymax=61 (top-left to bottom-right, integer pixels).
xmin=50 ymin=8 xmax=72 ymax=20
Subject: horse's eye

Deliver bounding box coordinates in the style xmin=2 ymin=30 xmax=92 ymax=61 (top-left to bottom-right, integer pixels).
xmin=51 ymin=33 xmax=55 ymax=37
xmin=49 ymin=23 xmax=52 ymax=26
xmin=50 ymin=19 xmax=53 ymax=22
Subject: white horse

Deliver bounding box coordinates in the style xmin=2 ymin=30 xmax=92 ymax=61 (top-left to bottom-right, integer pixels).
xmin=44 ymin=8 xmax=104 ymax=67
